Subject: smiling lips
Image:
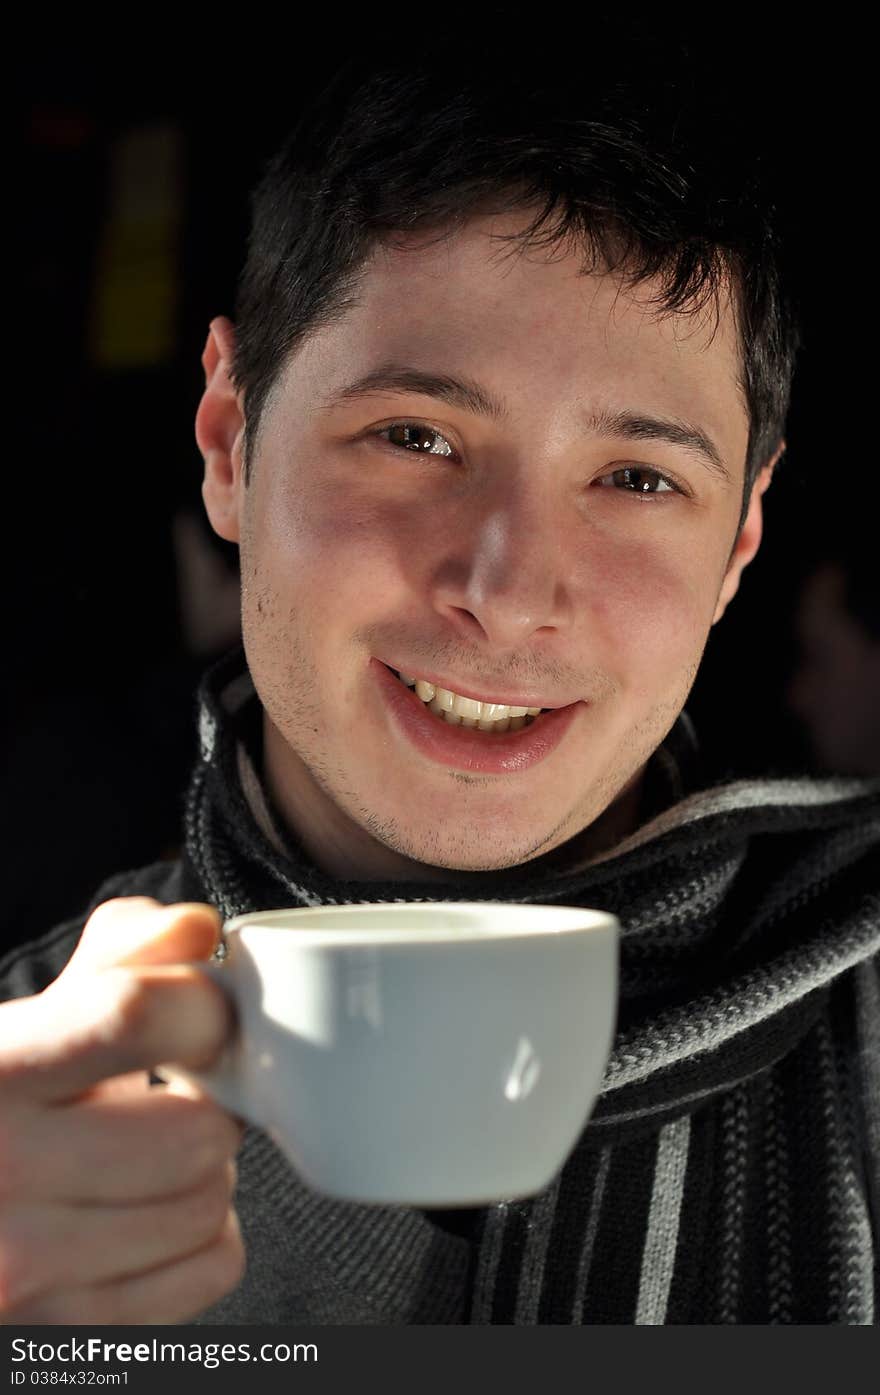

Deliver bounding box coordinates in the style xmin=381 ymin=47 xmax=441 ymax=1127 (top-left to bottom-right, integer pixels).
xmin=374 ymin=660 xmax=582 ymax=774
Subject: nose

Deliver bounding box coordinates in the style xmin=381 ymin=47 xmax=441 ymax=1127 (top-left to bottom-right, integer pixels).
xmin=430 ymin=485 xmax=571 ymax=650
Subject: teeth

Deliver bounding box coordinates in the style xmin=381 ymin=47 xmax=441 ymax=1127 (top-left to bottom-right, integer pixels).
xmin=395 ymin=667 xmax=547 ymax=734
xmin=428 ymin=697 xmax=458 ymax=723
xmin=431 ymin=685 xmax=539 ymax=723
xmin=452 ymin=694 xmax=482 ymax=720
xmin=482 ymin=702 xmax=510 ymax=721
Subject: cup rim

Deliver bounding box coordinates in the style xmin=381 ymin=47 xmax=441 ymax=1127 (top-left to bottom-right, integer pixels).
xmin=223 ymin=901 xmax=619 ymax=947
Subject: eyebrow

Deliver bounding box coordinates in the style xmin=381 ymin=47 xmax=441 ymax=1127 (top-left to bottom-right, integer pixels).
xmin=323 ymin=365 xmax=505 ymax=422
xmin=585 ymin=405 xmax=731 ymax=482
xmin=322 ymin=363 xmax=731 ymax=482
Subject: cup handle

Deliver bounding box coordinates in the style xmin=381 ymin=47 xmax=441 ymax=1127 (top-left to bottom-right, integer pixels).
xmin=156 ymin=960 xmax=259 ymax=1128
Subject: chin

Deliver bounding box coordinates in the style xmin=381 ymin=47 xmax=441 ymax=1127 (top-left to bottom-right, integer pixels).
xmin=385 ymin=823 xmax=567 ymax=874
xmin=422 ymin=849 xmax=533 ymax=873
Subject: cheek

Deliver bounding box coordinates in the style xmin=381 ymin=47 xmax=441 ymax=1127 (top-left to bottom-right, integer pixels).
xmin=579 ymin=535 xmax=715 ymax=686
xmin=244 ymin=474 xmax=416 ymax=627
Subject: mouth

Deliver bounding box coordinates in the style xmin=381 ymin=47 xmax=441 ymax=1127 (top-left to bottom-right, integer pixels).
xmin=386 ymin=667 xmax=550 ymax=733
xmin=373 ymin=660 xmax=581 ymax=775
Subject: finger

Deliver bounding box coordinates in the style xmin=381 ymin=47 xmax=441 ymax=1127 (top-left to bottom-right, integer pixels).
xmin=1 ymin=965 xmax=234 ymax=1104
xmin=59 ymin=899 xmax=222 ymax=978
xmin=1 ymin=1165 xmax=238 ymax=1310
xmin=5 ymin=1079 xmax=242 ymax=1203
xmin=6 ymin=1210 xmax=245 ymax=1325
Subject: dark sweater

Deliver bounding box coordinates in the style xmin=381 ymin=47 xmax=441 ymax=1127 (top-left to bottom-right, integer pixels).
xmin=2 ymin=650 xmax=878 ymax=1324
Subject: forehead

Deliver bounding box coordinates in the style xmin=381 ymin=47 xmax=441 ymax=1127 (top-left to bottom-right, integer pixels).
xmin=287 ymin=210 xmax=749 ymax=466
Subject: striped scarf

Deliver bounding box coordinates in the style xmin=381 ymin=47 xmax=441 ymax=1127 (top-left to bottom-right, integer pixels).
xmin=183 ymin=650 xmax=880 ymax=1325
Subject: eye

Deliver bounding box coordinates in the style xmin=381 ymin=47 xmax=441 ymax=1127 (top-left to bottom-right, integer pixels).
xmin=375 ymin=423 xmax=458 ymax=458
xmin=595 ymin=467 xmax=680 ymax=496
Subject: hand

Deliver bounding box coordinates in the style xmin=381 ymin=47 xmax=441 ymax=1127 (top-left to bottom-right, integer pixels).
xmin=0 ymin=898 xmax=245 ymax=1323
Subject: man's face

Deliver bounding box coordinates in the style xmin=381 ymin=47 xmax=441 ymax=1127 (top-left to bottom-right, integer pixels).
xmin=217 ymin=213 xmax=757 ymax=873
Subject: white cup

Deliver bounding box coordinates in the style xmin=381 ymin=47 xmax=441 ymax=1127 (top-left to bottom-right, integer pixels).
xmin=162 ymin=902 xmax=619 ymax=1206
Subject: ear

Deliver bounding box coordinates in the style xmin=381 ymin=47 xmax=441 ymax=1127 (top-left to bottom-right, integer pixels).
xmin=712 ymin=441 xmax=785 ymax=625
xmin=195 ymin=316 xmax=246 ymax=544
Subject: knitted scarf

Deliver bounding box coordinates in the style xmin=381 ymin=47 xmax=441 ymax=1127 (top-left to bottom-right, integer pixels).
xmin=181 ymin=649 xmax=880 ymax=1324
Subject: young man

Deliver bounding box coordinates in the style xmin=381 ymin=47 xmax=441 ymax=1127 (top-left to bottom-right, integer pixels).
xmin=2 ymin=46 xmax=877 ymax=1326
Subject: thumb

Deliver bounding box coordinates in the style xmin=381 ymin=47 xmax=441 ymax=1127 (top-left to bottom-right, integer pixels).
xmin=58 ymin=897 xmax=222 ymax=980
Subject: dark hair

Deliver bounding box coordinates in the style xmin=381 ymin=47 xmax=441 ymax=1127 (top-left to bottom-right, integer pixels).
xmin=232 ymin=37 xmax=801 ymax=526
